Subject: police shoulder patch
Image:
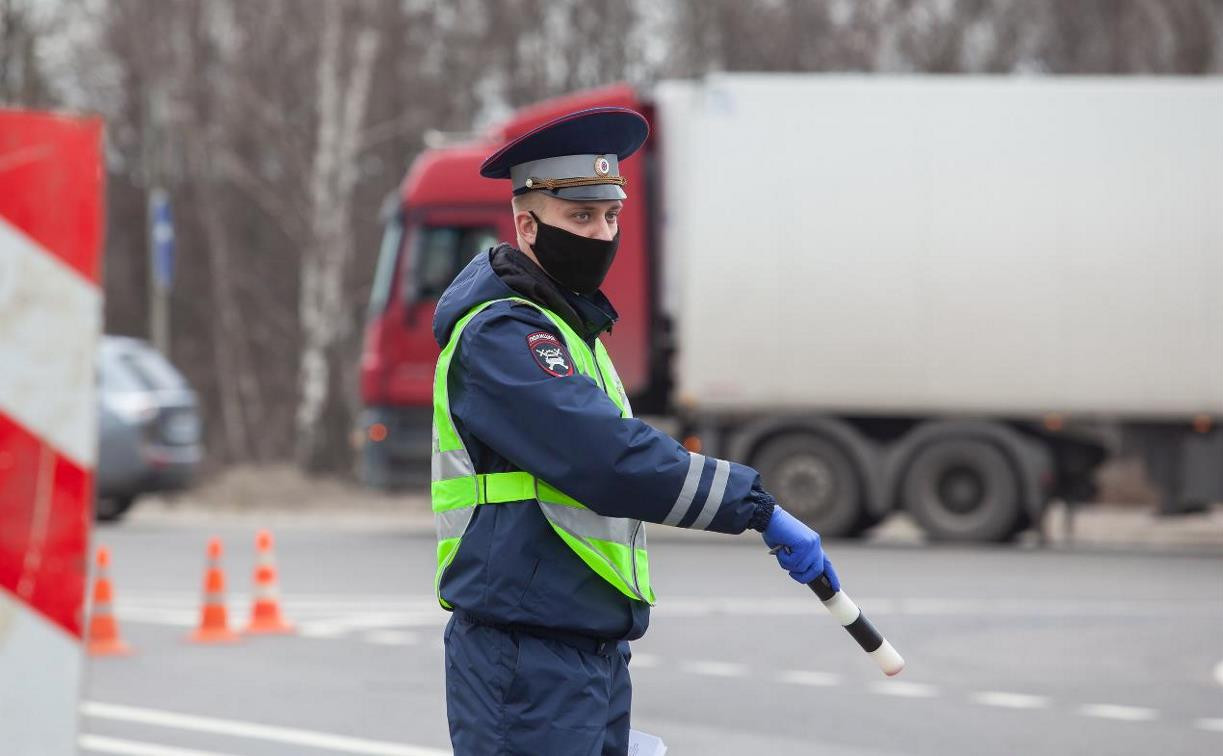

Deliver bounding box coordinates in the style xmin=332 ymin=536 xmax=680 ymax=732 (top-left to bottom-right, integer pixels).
xmin=526 ymin=331 xmax=574 ymax=377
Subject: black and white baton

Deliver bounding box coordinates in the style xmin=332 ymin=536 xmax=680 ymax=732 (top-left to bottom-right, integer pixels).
xmin=771 ymin=545 xmax=905 ymax=677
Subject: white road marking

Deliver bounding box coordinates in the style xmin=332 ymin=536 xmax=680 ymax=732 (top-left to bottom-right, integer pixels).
xmin=656 ymin=596 xmax=1223 ymax=619
xmin=680 ymin=660 xmax=749 ymax=678
xmin=297 ymin=624 xmax=350 ymax=639
xmin=777 ymin=670 xmax=841 ymax=687
xmin=303 ymin=613 xmax=444 ymax=628
xmin=869 ymin=681 xmax=939 ymax=698
xmin=1077 ymin=704 xmax=1159 ymax=722
xmin=115 ymin=591 xmax=437 ymax=606
xmin=115 ymin=610 xmax=441 ymax=632
xmin=970 ymin=691 xmax=1050 ymax=709
xmin=362 ymin=630 xmax=419 ymax=645
xmin=1196 ymin=718 xmax=1223 ymax=733
xmin=114 ymin=594 xmax=447 ymax=638
xmin=295 ymin=613 xmax=442 ymax=638
xmin=81 ymin=702 xmax=450 ymax=755
xmin=80 ymin=734 xmax=239 ymax=756
xmin=628 ymin=653 xmax=661 ymax=669
xmin=112 ymin=592 xmax=1223 ymax=625
xmin=1213 ymin=659 xmax=1223 ymax=687
xmin=115 ymin=609 xmax=195 ymax=627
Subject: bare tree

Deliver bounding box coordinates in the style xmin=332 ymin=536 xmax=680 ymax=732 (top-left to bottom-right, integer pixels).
xmin=0 ymin=0 xmax=55 ymax=105
xmin=295 ymin=1 xmax=383 ymax=473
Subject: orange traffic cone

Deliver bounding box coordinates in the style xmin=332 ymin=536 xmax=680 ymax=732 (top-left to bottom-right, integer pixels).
xmin=245 ymin=529 xmax=294 ymax=635
xmin=189 ymin=537 xmax=240 ymax=644
xmin=87 ymin=546 xmax=131 ymax=656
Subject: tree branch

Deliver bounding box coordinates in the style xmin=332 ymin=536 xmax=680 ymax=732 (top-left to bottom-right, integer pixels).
xmin=216 ymin=149 xmax=309 ymax=248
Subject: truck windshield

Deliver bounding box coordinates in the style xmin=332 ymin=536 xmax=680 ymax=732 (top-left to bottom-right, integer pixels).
xmin=409 ymin=224 xmax=498 ymax=301
xmin=368 ymin=212 xmax=404 ymax=317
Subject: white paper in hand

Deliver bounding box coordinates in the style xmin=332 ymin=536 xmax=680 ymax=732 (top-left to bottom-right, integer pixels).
xmin=628 ymin=729 xmax=667 ymax=756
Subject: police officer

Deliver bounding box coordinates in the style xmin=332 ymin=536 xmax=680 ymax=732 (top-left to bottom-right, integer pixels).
xmin=432 ymin=106 xmax=838 ymax=755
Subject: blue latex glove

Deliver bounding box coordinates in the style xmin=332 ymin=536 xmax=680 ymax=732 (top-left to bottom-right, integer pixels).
xmin=762 ymin=506 xmax=841 ymax=591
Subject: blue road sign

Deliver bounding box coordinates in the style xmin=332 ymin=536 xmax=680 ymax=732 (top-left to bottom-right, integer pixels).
xmin=150 ymin=189 xmax=175 ymax=290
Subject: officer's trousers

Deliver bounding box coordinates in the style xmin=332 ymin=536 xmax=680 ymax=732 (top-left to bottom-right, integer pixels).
xmin=444 ymin=613 xmax=633 ymax=755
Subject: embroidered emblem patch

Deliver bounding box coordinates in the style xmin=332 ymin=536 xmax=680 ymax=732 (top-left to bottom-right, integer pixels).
xmin=526 ymin=331 xmax=574 ymax=377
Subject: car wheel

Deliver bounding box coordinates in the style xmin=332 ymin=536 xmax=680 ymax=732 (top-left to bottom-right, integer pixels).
xmin=753 ymin=433 xmax=863 ymax=537
xmin=95 ymin=495 xmax=135 ymax=523
xmin=901 ymin=437 xmax=1021 ymax=542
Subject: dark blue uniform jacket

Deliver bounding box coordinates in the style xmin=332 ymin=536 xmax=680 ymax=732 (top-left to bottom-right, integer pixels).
xmin=433 ymin=245 xmax=768 ymax=641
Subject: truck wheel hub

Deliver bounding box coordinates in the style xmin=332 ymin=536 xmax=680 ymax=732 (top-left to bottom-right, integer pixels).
xmin=777 ymin=456 xmax=834 ymax=511
xmin=938 ymin=466 xmax=985 ymax=514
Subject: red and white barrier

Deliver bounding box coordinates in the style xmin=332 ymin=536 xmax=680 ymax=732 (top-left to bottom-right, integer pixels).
xmin=0 ymin=109 xmax=104 ymax=755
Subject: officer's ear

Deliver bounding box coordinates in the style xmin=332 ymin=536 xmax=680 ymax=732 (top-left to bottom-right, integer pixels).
xmin=513 ymin=205 xmax=538 ymax=247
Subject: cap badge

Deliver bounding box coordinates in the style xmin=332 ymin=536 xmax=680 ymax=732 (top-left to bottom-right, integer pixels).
xmin=593 ymin=155 xmax=611 ymax=177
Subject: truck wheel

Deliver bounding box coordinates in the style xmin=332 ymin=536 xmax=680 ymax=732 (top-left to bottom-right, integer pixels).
xmin=95 ymin=495 xmax=135 ymax=523
xmin=901 ymin=438 xmax=1020 ymax=542
xmin=753 ymin=433 xmax=862 ymax=537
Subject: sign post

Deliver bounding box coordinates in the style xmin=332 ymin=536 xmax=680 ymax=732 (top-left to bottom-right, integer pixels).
xmin=148 ymin=187 xmax=174 ymax=354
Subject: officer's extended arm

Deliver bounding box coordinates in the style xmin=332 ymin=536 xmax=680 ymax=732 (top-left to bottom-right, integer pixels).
xmin=451 ymin=307 xmax=775 ymax=534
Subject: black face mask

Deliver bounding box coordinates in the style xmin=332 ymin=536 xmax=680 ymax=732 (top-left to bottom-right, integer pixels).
xmin=528 ymin=211 xmax=619 ymax=295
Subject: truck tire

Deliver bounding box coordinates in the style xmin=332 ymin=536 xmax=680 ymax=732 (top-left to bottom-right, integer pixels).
xmin=95 ymin=495 xmax=135 ymax=523
xmin=753 ymin=433 xmax=863 ymax=537
xmin=901 ymin=438 xmax=1021 ymax=542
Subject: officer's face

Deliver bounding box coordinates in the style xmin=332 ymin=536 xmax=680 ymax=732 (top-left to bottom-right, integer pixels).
xmin=534 ymin=196 xmax=623 ymax=242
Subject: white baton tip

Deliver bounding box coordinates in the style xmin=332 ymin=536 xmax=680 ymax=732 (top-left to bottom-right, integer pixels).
xmin=822 ymin=591 xmax=860 ymax=626
xmin=871 ymin=640 xmax=905 ymax=677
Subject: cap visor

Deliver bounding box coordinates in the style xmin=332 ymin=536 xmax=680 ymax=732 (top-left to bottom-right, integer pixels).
xmin=547 ymin=184 xmax=628 ymax=201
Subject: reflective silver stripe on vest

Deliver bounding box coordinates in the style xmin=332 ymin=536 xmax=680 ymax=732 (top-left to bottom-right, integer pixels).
xmin=436 ymin=505 xmax=477 ymax=541
xmin=689 ymin=459 xmax=731 ymax=530
xmin=662 ymin=452 xmax=705 ymax=526
xmin=432 ymin=449 xmax=475 ymax=482
xmin=538 ymin=501 xmax=638 ymax=544
xmin=433 ymin=434 xmax=476 ymax=539
xmin=540 ymin=502 xmax=646 ymax=603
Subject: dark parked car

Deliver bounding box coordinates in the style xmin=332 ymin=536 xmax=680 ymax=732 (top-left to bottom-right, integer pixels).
xmin=96 ymin=336 xmax=202 ymax=521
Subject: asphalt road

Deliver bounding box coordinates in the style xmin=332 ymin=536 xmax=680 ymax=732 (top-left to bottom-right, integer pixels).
xmin=81 ymin=518 xmax=1223 ymax=755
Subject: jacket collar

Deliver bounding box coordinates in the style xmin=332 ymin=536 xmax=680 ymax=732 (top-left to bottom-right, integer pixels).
xmin=489 ymin=244 xmax=619 ymax=341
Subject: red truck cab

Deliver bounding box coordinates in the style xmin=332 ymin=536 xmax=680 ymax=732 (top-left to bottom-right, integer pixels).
xmin=359 ymin=85 xmax=661 ymax=488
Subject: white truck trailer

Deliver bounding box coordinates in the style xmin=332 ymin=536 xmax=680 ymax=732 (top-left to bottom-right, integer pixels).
xmin=656 ymin=75 xmax=1223 ymax=540
xmin=369 ymin=74 xmax=1221 ymax=541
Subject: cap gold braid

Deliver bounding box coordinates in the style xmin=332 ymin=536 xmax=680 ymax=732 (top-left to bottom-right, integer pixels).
xmin=524 ymin=175 xmax=628 ymax=191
